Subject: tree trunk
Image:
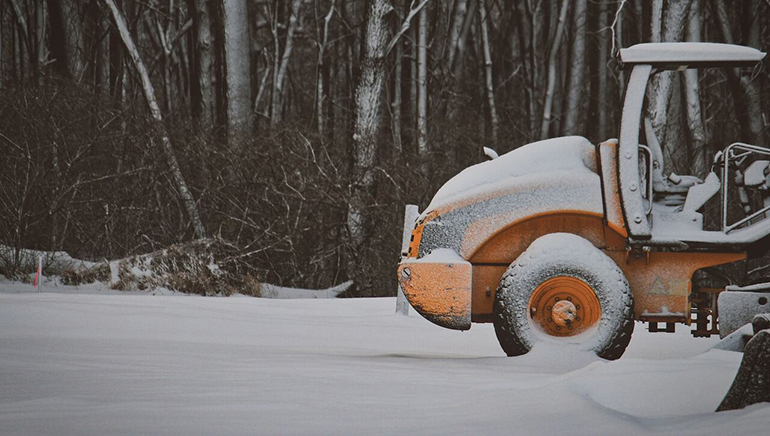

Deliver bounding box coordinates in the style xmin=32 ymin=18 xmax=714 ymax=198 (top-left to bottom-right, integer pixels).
xmin=447 ymin=0 xmax=467 ymax=68
xmin=684 ymin=0 xmax=708 ymax=178
xmin=392 ymin=0 xmax=403 ymax=153
xmin=96 ymin=6 xmax=110 ymax=95
xmin=713 ymin=0 xmax=762 ymax=145
xmin=272 ymin=0 xmax=302 ymax=128
xmin=102 ymin=0 xmax=207 ymax=240
xmin=478 ymin=0 xmax=498 ymax=144
xmin=615 ymin=0 xmax=626 ymax=97
xmin=597 ymin=0 xmax=609 ymax=140
xmin=563 ymin=0 xmax=586 ymax=136
xmin=1 ymin=2 xmax=12 ymax=86
xmin=317 ymin=0 xmax=335 ymax=137
xmin=538 ymin=0 xmax=569 ymax=140
xmin=188 ymin=0 xmax=214 ymax=130
xmin=48 ymin=0 xmax=86 ymax=80
xmin=347 ymin=0 xmax=391 ymax=291
xmin=744 ymin=0 xmax=763 ymax=144
xmin=417 ymin=1 xmax=428 ymax=156
xmin=221 ymin=0 xmax=253 ymax=141
xmin=446 ymin=0 xmax=476 ymax=122
xmin=645 ymin=0 xmax=691 ymax=175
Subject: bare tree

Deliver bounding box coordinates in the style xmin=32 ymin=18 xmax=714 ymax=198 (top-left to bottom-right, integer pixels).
xmin=188 ymin=0 xmax=214 ymax=129
xmin=539 ymin=0 xmax=569 ymax=140
xmin=417 ymin=1 xmax=428 ymax=156
xmin=597 ymin=0 xmax=610 ymax=140
xmin=316 ymin=0 xmax=335 ymax=137
xmin=563 ymin=0 xmax=586 ymax=136
xmin=222 ymin=0 xmax=253 ymax=140
xmin=271 ymin=0 xmax=303 ymax=128
xmin=478 ymin=0 xmax=499 ymax=144
xmin=102 ymin=0 xmax=207 ymax=240
xmin=684 ymin=0 xmax=708 ymax=177
xmin=645 ymin=0 xmax=691 ymax=174
xmin=347 ymin=0 xmax=391 ymax=289
xmin=48 ymin=0 xmax=87 ymax=80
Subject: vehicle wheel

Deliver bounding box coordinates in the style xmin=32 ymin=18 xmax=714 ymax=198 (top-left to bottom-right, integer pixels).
xmin=493 ymin=233 xmax=634 ymax=360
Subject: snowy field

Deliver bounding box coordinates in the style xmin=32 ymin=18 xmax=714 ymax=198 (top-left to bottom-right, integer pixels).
xmin=1 ymin=281 xmax=769 ymax=435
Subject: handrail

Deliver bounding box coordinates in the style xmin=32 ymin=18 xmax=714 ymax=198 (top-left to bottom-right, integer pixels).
xmin=721 ymin=142 xmax=770 ymax=233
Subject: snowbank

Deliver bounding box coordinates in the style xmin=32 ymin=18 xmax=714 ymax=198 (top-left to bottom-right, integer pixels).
xmin=0 ymin=291 xmax=767 ymax=435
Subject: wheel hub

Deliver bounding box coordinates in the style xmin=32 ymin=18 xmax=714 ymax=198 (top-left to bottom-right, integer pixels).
xmin=528 ymin=276 xmax=601 ymax=337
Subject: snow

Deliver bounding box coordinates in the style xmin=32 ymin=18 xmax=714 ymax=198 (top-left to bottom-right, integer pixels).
xmin=414 ymin=136 xmax=608 ymax=260
xmin=718 ymin=289 xmax=770 ymax=338
xmin=408 ymin=247 xmax=464 ymax=263
xmin=683 ymin=172 xmax=721 ymax=212
xmin=425 ymin=136 xmax=597 ymax=213
xmin=259 ymin=281 xmax=352 ymax=299
xmin=726 ymin=283 xmax=770 ymax=292
xmin=1 ymin=285 xmax=767 ymax=435
xmin=620 ymin=43 xmax=766 ymax=65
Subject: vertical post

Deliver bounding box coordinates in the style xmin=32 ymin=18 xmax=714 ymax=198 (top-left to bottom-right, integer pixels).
xmin=397 ymin=204 xmax=419 ymax=315
xmin=34 ymin=254 xmax=42 ymax=292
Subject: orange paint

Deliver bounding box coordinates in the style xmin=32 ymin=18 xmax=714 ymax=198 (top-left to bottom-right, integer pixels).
xmin=398 ymin=258 xmax=472 ymax=330
xmin=605 ymin=251 xmax=746 ymax=322
xmin=599 ymin=140 xmax=629 ymax=238
xmin=528 ymin=276 xmax=601 ymax=336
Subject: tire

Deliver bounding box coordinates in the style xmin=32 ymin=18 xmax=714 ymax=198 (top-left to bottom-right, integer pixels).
xmin=493 ymin=233 xmax=634 ymax=360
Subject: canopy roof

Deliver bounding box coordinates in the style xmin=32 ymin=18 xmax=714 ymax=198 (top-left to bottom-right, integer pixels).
xmin=620 ymin=42 xmax=765 ymax=68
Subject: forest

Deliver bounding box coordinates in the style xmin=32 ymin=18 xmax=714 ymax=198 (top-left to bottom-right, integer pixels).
xmin=1 ymin=0 xmax=769 ymax=295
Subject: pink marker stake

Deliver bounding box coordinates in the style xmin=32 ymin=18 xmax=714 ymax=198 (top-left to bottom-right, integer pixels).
xmin=33 ymin=255 xmax=42 ymax=291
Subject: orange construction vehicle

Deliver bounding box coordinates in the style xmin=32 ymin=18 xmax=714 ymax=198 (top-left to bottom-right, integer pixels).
xmin=397 ymin=43 xmax=770 ymax=359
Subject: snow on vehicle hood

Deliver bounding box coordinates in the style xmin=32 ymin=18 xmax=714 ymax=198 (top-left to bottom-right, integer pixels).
xmin=425 ymin=136 xmax=598 ymax=214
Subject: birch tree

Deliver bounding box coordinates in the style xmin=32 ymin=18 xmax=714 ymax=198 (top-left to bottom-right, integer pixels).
xmin=645 ymin=0 xmax=691 ymax=174
xmin=102 ymin=0 xmax=207 ymax=240
xmin=478 ymin=0 xmax=499 ymax=144
xmin=597 ymin=0 xmax=609 ymax=140
xmin=316 ymin=0 xmax=335 ymax=137
xmin=347 ymin=0 xmax=391 ymax=288
xmin=271 ymin=0 xmax=303 ymax=128
xmin=188 ymin=0 xmax=214 ymax=129
xmin=539 ymin=0 xmax=569 ymax=140
xmin=714 ymin=0 xmax=764 ymax=145
xmin=684 ymin=0 xmax=708 ymax=177
xmin=222 ymin=0 xmax=253 ymax=140
xmin=416 ymin=1 xmax=428 ymax=156
xmin=563 ymin=0 xmax=586 ymax=136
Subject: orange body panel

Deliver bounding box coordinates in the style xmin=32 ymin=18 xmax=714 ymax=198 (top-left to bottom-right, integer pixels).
xmin=607 ymin=251 xmax=746 ymax=322
xmin=398 ymin=257 xmax=472 ymax=330
xmin=471 ymin=265 xmax=507 ymax=322
xmin=468 ymin=246 xmax=745 ymax=323
xmin=469 ymin=212 xmax=607 ymax=264
xmin=598 ymin=139 xmax=628 ymax=238
xmin=469 ymin=213 xmax=609 ymax=321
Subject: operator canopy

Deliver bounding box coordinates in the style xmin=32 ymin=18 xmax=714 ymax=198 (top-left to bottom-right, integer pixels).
xmin=620 ymin=42 xmax=766 ymax=69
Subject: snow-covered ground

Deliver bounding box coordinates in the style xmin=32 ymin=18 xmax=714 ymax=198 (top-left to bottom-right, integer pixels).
xmin=1 ymin=282 xmax=768 ymax=435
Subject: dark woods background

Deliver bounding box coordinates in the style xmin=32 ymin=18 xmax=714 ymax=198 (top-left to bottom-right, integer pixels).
xmin=1 ymin=0 xmax=769 ymax=295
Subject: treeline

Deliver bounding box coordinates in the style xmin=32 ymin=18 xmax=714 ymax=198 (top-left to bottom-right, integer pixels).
xmin=1 ymin=0 xmax=768 ymax=294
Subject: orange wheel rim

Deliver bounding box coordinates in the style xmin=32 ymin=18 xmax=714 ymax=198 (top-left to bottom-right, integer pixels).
xmin=527 ymin=276 xmax=601 ymax=337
